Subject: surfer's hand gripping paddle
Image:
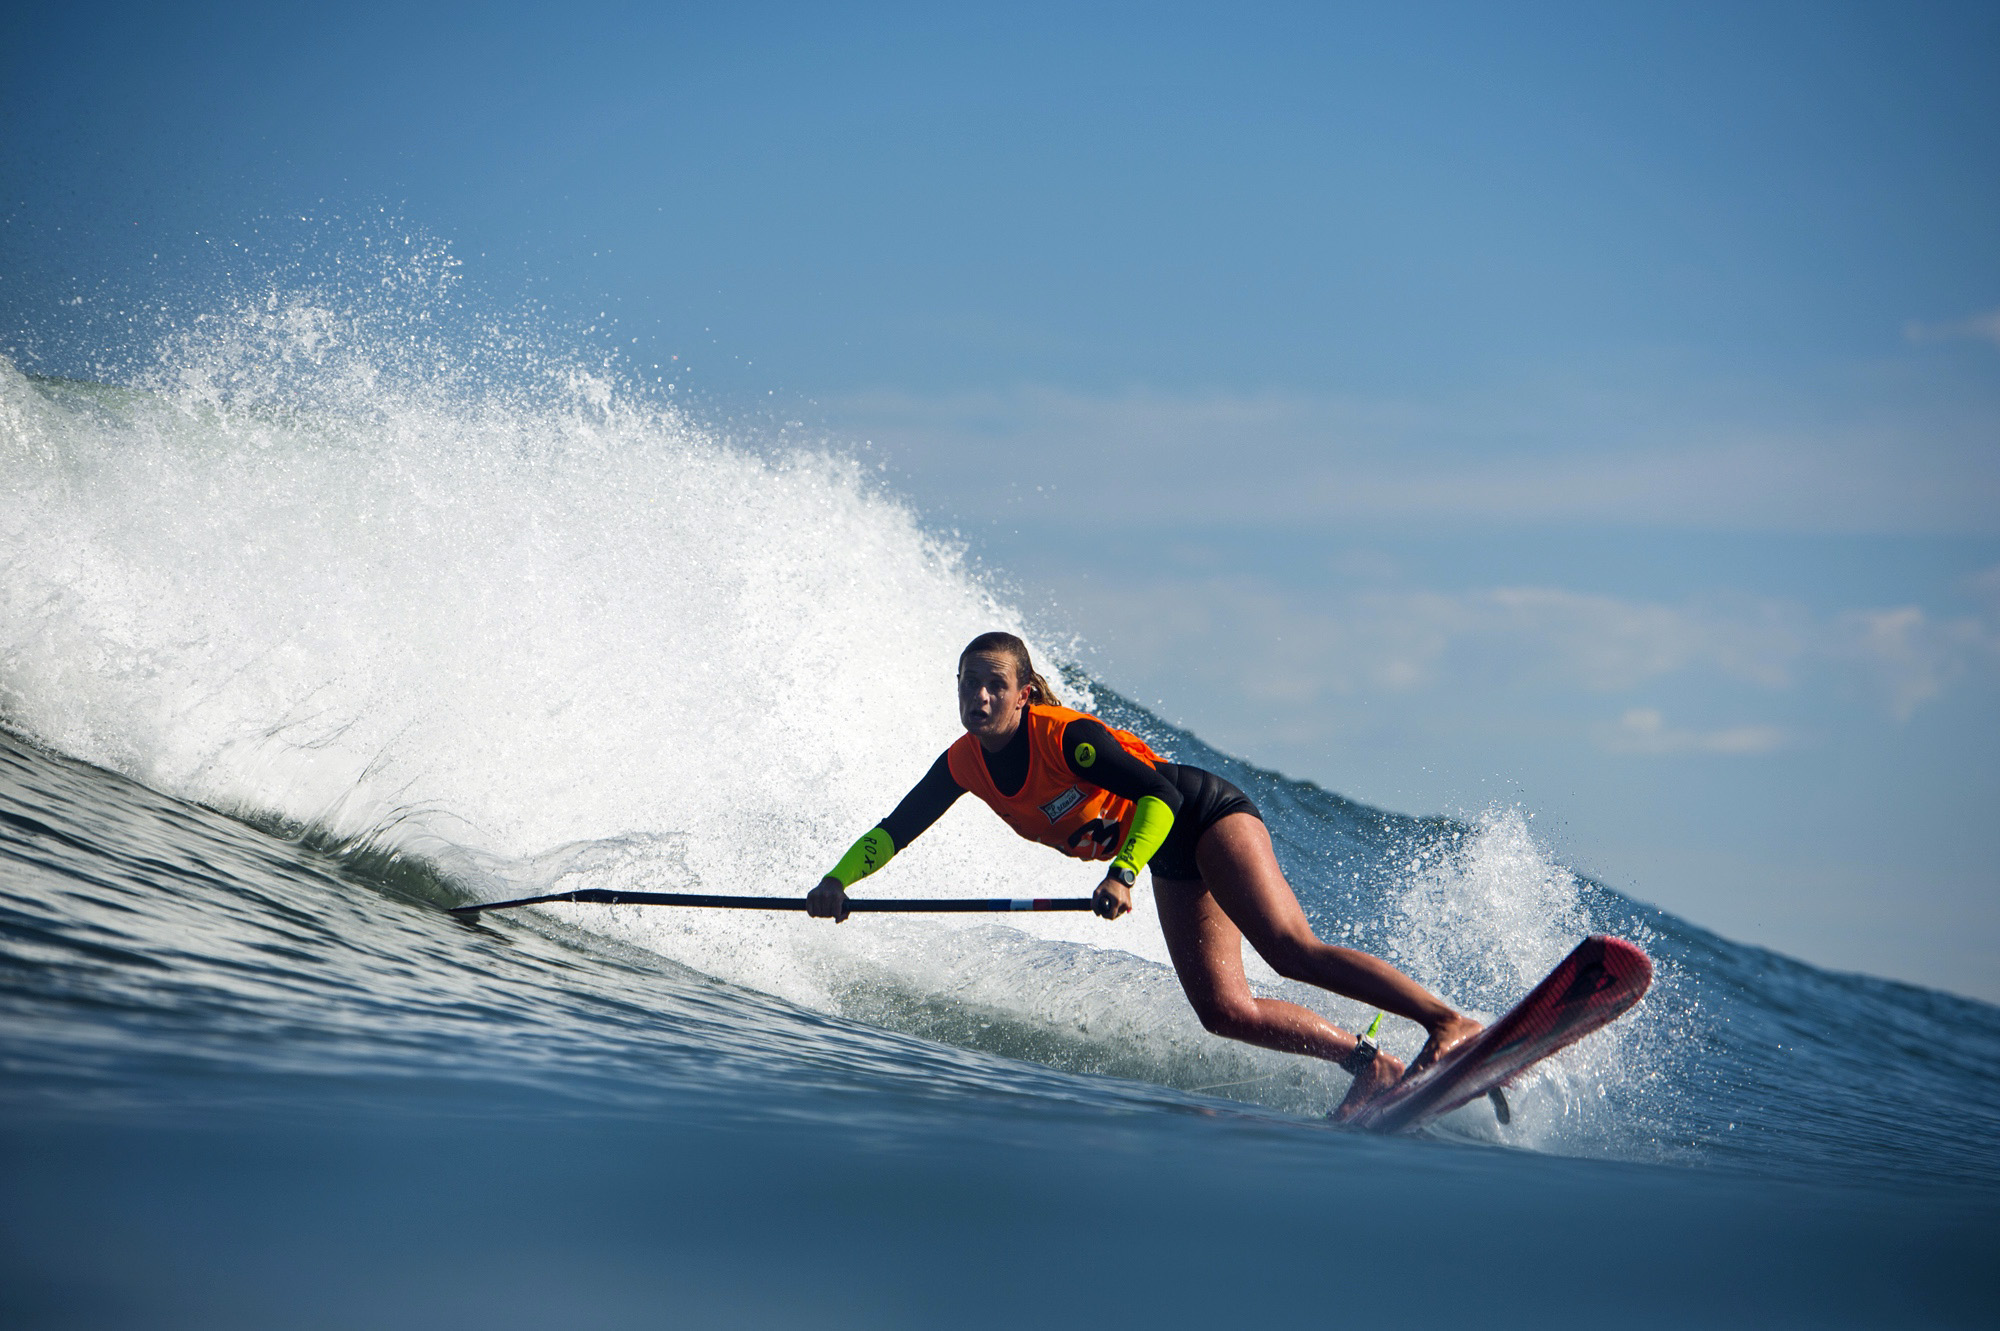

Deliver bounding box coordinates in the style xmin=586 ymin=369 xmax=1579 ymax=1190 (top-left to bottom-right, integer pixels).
xmin=807 ymin=876 xmax=851 ymax=922
xmin=450 ymin=888 xmax=1097 ymax=917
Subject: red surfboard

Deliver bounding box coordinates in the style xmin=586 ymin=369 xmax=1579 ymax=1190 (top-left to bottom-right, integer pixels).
xmin=1345 ymin=934 xmax=1653 ymax=1134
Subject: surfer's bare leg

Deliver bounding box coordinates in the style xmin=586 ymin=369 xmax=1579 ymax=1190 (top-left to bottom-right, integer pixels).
xmin=1190 ymin=813 xmax=1482 ymax=1075
xmin=1154 ymin=871 xmax=1405 ymax=1116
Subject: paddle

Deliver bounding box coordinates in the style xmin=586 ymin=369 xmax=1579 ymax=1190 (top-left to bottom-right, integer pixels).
xmin=449 ymin=888 xmax=1095 ymax=917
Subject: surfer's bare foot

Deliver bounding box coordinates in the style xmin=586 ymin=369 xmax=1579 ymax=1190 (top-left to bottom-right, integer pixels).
xmin=1409 ymin=1013 xmax=1482 ymax=1077
xmin=1330 ymin=1048 xmax=1405 ymax=1122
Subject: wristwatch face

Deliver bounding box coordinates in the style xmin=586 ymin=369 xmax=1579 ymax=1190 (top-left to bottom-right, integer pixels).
xmin=1110 ymin=866 xmax=1137 ymax=887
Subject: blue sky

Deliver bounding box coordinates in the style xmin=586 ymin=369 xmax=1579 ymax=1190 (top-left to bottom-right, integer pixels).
xmin=4 ymin=1 xmax=1997 ymax=998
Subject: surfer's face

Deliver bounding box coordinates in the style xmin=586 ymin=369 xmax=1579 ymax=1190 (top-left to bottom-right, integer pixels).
xmin=958 ymin=652 xmax=1030 ymax=746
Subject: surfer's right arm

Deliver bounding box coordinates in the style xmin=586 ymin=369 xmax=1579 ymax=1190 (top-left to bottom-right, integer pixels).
xmin=808 ymin=753 xmax=965 ymax=923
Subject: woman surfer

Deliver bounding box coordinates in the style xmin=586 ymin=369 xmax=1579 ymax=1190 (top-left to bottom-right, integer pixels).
xmin=806 ymin=632 xmax=1481 ymax=1117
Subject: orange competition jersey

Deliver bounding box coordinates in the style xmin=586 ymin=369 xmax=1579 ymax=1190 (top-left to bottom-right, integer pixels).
xmin=946 ymin=705 xmax=1163 ymax=862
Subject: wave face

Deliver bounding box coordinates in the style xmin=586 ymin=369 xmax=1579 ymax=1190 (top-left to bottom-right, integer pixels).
xmin=4 ymin=273 xmax=2000 ymax=1217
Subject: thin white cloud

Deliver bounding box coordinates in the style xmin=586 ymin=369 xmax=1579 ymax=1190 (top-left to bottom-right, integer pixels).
xmin=1056 ymin=572 xmax=1997 ymax=728
xmin=1905 ymin=308 xmax=2000 ymax=349
xmin=1068 ymin=576 xmax=1805 ymax=702
xmin=1595 ymin=707 xmax=1788 ymax=756
xmin=1832 ymin=602 xmax=2000 ymax=721
xmin=830 ymin=382 xmax=2000 ymax=536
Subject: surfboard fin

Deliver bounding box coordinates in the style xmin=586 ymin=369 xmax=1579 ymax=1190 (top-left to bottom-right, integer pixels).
xmin=1487 ymin=1087 xmax=1511 ymax=1124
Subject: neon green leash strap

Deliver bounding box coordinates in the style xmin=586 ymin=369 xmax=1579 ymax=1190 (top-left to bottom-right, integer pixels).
xmin=1339 ymin=1011 xmax=1384 ymax=1075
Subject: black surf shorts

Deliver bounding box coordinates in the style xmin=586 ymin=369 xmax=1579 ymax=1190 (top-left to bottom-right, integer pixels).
xmin=1146 ymin=764 xmax=1262 ymax=882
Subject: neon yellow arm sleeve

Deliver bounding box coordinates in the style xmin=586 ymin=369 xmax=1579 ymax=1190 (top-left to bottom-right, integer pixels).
xmin=1111 ymin=796 xmax=1176 ymax=875
xmin=826 ymin=827 xmax=898 ymax=889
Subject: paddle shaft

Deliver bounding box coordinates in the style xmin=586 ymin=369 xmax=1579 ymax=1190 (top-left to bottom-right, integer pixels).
xmin=450 ymin=888 xmax=1095 ymax=916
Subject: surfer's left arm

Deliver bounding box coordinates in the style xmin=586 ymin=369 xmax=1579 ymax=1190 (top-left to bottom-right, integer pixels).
xmin=1059 ymin=718 xmax=1180 ymax=919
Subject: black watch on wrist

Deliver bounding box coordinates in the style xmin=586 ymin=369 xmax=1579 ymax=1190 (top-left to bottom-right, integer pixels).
xmin=1106 ymin=865 xmax=1137 ymax=888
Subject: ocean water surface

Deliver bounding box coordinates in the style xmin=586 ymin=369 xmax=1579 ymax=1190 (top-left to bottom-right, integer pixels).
xmin=2 ymin=274 xmax=1996 ymax=1326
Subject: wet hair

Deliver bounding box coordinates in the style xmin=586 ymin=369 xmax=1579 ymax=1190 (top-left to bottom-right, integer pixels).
xmin=959 ymin=631 xmax=1061 ymax=708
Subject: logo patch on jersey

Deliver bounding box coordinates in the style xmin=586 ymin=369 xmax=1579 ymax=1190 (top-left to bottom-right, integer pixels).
xmin=1039 ymin=786 xmax=1083 ymax=822
xmin=1074 ymin=741 xmax=1097 ymax=768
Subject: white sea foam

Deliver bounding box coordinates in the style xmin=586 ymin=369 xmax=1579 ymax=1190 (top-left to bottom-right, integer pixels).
xmin=0 ymin=263 xmax=1180 ymax=1013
